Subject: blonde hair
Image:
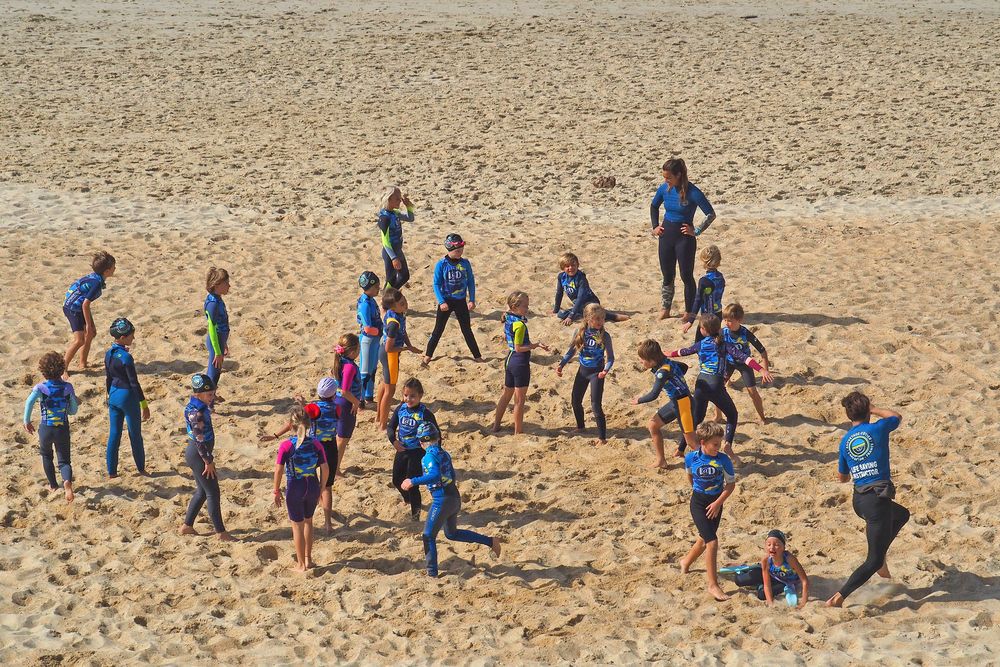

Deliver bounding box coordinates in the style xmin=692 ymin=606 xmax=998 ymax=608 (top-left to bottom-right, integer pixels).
xmin=721 ymin=303 xmax=744 ymax=321
xmin=573 ymin=303 xmax=606 ymax=349
xmin=507 ymin=291 xmax=528 ymax=311
xmin=558 ymin=252 xmax=579 ymax=269
xmin=206 ymin=267 xmax=229 ymax=293
xmin=290 ymin=405 xmax=312 ymax=445
xmin=379 ymin=186 xmax=400 ymax=211
xmin=700 ymin=245 xmax=721 ymax=270
xmin=696 ymin=420 xmax=725 ymax=443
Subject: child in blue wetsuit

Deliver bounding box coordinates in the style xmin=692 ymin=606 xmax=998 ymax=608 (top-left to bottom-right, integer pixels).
xmin=387 ymin=378 xmax=439 ymax=520
xmin=634 ymin=339 xmax=696 ymax=469
xmin=104 ymin=317 xmax=150 ymax=477
xmin=493 ymin=291 xmax=549 ymax=435
xmin=401 ymin=422 xmax=501 ymax=577
xmin=731 ymin=530 xmax=810 ymax=607
xmin=377 ymin=187 xmax=415 ymax=290
xmin=179 ymin=374 xmax=235 ymax=542
xmin=722 ymin=303 xmax=771 ymax=424
xmin=424 ymin=234 xmax=484 ymax=364
xmin=682 ymin=245 xmax=724 ymax=342
xmin=552 ymin=252 xmax=629 ymax=326
xmin=357 ymin=271 xmax=383 ymax=405
xmin=23 ymin=352 xmax=79 ymax=502
xmin=63 ymin=250 xmax=116 ymax=375
xmin=204 ymin=267 xmax=231 ymax=401
xmin=679 ymin=421 xmax=736 ymax=602
xmin=557 ymin=303 xmax=614 ymax=444
xmin=376 ymin=288 xmax=422 ymax=431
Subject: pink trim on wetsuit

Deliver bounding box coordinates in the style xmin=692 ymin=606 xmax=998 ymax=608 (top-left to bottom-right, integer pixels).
xmin=275 ymin=438 xmax=328 ymax=466
xmin=340 ymin=362 xmax=357 ymax=395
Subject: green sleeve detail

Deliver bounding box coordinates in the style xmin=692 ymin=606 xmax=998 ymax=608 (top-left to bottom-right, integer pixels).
xmin=206 ymin=310 xmax=222 ymax=355
xmin=513 ymin=321 xmax=526 ymax=346
xmin=139 ymin=400 xmax=149 ymax=410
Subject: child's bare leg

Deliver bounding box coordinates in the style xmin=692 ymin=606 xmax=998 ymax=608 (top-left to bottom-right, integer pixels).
xmin=493 ymin=387 xmax=514 ymax=431
xmin=291 ymin=520 xmax=306 ymax=571
xmin=704 ymin=540 xmax=729 ymax=601
xmin=713 ymin=407 xmax=724 ymax=423
xmin=680 ymin=537 xmax=705 ymax=573
xmin=747 ymin=387 xmax=766 ymax=424
xmin=682 ymin=430 xmax=697 ymax=452
xmin=648 ymin=417 xmax=668 ymax=468
xmin=512 ymin=388 xmax=527 ymax=434
xmin=79 ymin=329 xmax=96 ymax=368
xmin=336 ymin=437 xmax=350 ymax=478
xmin=378 ymin=384 xmax=396 ymax=430
xmin=321 ymin=488 xmax=333 ymax=531
xmin=63 ymin=332 xmax=85 ymax=374
xmin=303 ymin=518 xmax=315 ymax=568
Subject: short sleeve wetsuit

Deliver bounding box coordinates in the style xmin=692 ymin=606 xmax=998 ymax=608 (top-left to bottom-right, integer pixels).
xmin=63 ymin=272 xmax=105 ymax=332
xmin=503 ymin=312 xmax=531 ymax=388
xmin=723 ymin=325 xmax=767 ymax=387
xmin=276 ymin=435 xmax=327 ymax=522
xmin=685 ymin=447 xmax=735 ymax=543
xmin=636 ymin=358 xmax=694 ymax=434
xmin=380 ymin=310 xmax=409 ymax=385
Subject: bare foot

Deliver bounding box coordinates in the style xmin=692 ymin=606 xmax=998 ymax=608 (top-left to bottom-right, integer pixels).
xmin=473 ymin=357 xmax=486 ymax=363
xmin=759 ymin=416 xmax=769 ymax=425
xmin=595 ymin=439 xmax=606 ymax=447
xmin=672 ymin=449 xmax=685 ymax=458
xmin=877 ymin=563 xmax=892 ymax=579
xmin=826 ymin=593 xmax=845 ymax=607
xmin=179 ymin=524 xmax=197 ymax=536
xmin=491 ymin=422 xmax=502 ymax=433
xmin=64 ymin=482 xmax=74 ymax=503
xmin=659 ymin=308 xmax=672 ymax=320
xmin=512 ymin=428 xmax=523 ymax=435
xmin=491 ymin=537 xmax=502 ymax=558
xmin=422 ymin=356 xmax=432 ymax=366
xmin=217 ymin=532 xmax=237 ymax=542
xmin=294 ymin=563 xmax=308 ymax=573
xmin=708 ymin=584 xmax=730 ymax=602
xmin=679 ymin=555 xmax=695 ymax=574
xmin=305 ymin=559 xmax=316 ymax=569
xmin=649 ymin=458 xmax=667 ymax=469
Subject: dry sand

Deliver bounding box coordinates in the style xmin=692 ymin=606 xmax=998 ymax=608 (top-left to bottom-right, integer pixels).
xmin=2 ymin=1 xmax=1000 ymax=664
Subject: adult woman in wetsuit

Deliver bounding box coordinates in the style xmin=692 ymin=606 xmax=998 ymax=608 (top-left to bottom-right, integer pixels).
xmin=649 ymin=159 xmax=716 ymax=320
xmin=827 ymin=391 xmax=910 ymax=607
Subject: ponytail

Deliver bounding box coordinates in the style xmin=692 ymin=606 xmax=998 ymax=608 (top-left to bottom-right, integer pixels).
xmin=289 ymin=405 xmax=311 ymax=446
xmin=332 ymin=333 xmax=360 ymax=380
xmin=700 ymin=314 xmax=723 ymax=348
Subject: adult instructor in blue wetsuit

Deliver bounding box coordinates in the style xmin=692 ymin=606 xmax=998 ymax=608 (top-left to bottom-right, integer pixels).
xmin=650 ymin=158 xmax=716 ymax=320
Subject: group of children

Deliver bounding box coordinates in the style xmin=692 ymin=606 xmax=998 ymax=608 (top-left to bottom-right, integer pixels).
xmin=22 ymin=188 xmax=813 ymax=603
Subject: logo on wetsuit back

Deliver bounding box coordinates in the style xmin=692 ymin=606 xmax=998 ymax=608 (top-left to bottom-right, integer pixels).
xmin=846 ymin=432 xmax=874 ymax=461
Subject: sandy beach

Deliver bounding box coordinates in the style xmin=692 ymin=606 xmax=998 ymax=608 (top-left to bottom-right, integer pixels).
xmin=2 ymin=1 xmax=1000 ymax=664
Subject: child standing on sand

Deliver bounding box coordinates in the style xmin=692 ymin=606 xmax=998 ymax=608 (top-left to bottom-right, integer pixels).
xmin=387 ymin=378 xmax=439 ymax=521
xmin=556 ymin=303 xmax=614 ymax=445
xmin=23 ymin=352 xmax=79 ymax=501
xmin=204 ymin=268 xmax=231 ymax=401
xmin=681 ymin=245 xmax=724 ymax=341
xmin=63 ymin=250 xmax=116 ymax=375
xmin=272 ymin=405 xmax=329 ymax=572
xmin=424 ymin=234 xmax=484 ymax=364
xmin=377 ymin=288 xmax=422 ymax=430
xmin=680 ymin=421 xmax=736 ymax=602
xmin=377 ymin=187 xmax=415 ymax=290
xmin=493 ymin=291 xmax=549 ymax=435
xmin=357 ymin=271 xmax=383 ymax=405
xmin=722 ymin=303 xmax=772 ymax=424
xmin=332 ymin=334 xmax=363 ymax=479
xmin=104 ymin=317 xmax=150 ymax=477
xmin=633 ymin=339 xmax=696 ymax=468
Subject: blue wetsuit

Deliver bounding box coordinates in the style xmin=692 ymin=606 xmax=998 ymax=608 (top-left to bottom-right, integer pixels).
xmin=685 ymin=448 xmax=736 ymax=542
xmin=734 ymin=552 xmax=803 ymax=599
xmin=104 ymin=343 xmax=147 ymax=475
xmin=560 ymin=328 xmax=614 ymax=440
xmin=724 ymin=325 xmax=767 ymax=388
xmin=310 ymin=398 xmax=339 ymax=484
xmin=183 ymin=396 xmax=225 ymax=532
xmin=378 ymin=206 xmax=415 ymax=289
xmin=503 ymin=312 xmax=531 ymax=388
xmin=24 ymin=379 xmax=79 ymax=488
xmin=636 ymin=359 xmax=694 ymax=430
xmin=204 ymin=292 xmax=230 ymax=387
xmin=63 ymin=272 xmax=105 ymax=332
xmin=689 ymin=269 xmax=725 ymax=342
xmin=357 ymin=293 xmax=383 ymax=401
xmin=426 ymin=256 xmax=481 ymax=359
xmin=387 ymin=403 xmax=440 ymax=517
xmin=650 ymin=182 xmax=716 ymax=312
xmin=674 ymin=337 xmax=756 ymax=447
xmin=409 ymin=444 xmax=493 ymax=576
xmin=553 ymin=270 xmax=599 ymax=321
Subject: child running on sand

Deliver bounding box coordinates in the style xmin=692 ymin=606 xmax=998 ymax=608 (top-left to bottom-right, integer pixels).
xmin=104 ymin=317 xmax=150 ymax=477
xmin=424 ymin=234 xmax=484 ymax=364
xmin=357 ymin=271 xmax=383 ymax=405
xmin=633 ymin=339 xmax=696 ymax=468
xmin=493 ymin=291 xmax=549 ymax=434
xmin=377 ymin=187 xmax=415 ymax=290
xmin=729 ymin=530 xmax=809 ymax=607
xmin=680 ymin=421 xmax=736 ymax=602
xmin=667 ymin=314 xmax=772 ymax=457
xmin=681 ymin=245 xmax=725 ymax=341
xmin=387 ymin=378 xmax=439 ymax=521
xmin=63 ymin=250 xmax=116 ymax=375
xmin=272 ymin=405 xmax=330 ymax=572
xmin=722 ymin=303 xmax=771 ymax=424
xmin=203 ymin=268 xmax=231 ymax=402
xmin=23 ymin=352 xmax=78 ymax=501
xmin=552 ymin=252 xmax=629 ymax=326
xmin=556 ymin=303 xmax=614 ymax=445
xmin=179 ymin=374 xmax=235 ymax=541
xmin=401 ymin=422 xmax=501 ymax=577
xmin=377 ymin=288 xmax=422 ymax=430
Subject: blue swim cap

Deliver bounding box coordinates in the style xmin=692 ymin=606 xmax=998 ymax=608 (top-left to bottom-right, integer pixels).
xmin=416 ymin=421 xmax=439 ymax=443
xmin=359 ymin=271 xmax=379 ymax=290
xmin=191 ymin=373 xmax=216 ymax=392
xmin=109 ymin=317 xmax=135 ymax=338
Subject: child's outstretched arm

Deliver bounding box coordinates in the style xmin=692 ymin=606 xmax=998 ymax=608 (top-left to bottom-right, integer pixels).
xmin=725 ymin=342 xmax=773 ymax=383
xmin=667 ymin=344 xmax=699 ymax=358
xmin=556 ymin=341 xmax=576 ymax=377
xmin=634 ymin=370 xmax=669 ymax=405
xmin=745 ymin=330 xmax=770 ymax=369
xmin=789 ymin=553 xmax=809 ymax=607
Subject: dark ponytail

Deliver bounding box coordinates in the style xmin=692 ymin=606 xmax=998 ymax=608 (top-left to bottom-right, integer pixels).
xmin=701 ymin=314 xmax=723 ymax=348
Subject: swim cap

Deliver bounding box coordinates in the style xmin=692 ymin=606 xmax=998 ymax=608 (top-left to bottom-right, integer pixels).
xmin=191 ymin=373 xmax=216 ymax=392
xmin=304 ymin=403 xmax=321 ymax=420
xmin=109 ymin=317 xmax=135 ymax=338
xmin=317 ymin=377 xmax=339 ymax=399
xmin=767 ymin=529 xmax=787 ymax=545
xmin=359 ymin=271 xmax=379 ymax=290
xmin=416 ymin=421 xmax=439 ymax=443
xmin=444 ymin=233 xmax=465 ymax=251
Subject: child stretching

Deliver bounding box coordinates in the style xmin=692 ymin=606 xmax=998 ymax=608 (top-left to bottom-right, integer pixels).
xmin=668 ymin=314 xmax=772 ymax=457
xmin=679 ymin=421 xmax=736 ymax=602
xmin=23 ymin=352 xmax=79 ymax=501
xmin=552 ymin=252 xmax=629 ymax=326
xmin=377 ymin=288 xmax=422 ymax=430
xmin=424 ymin=234 xmax=484 ymax=364
xmin=63 ymin=250 xmax=116 ymax=375
xmin=633 ymin=340 xmax=696 ymax=469
xmin=377 ymin=187 xmax=415 ymax=290
xmin=722 ymin=303 xmax=771 ymax=424
xmin=272 ymin=405 xmax=330 ymax=572
xmin=331 ymin=334 xmax=363 ymax=479
xmin=180 ymin=374 xmax=235 ymax=541
xmin=493 ymin=291 xmax=549 ymax=434
xmin=681 ymin=245 xmax=724 ymax=341
xmin=357 ymin=271 xmax=383 ymax=405
xmin=387 ymin=378 xmax=439 ymax=521
xmin=556 ymin=304 xmax=614 ymax=445
xmin=104 ymin=317 xmax=150 ymax=477
xmin=401 ymin=422 xmax=501 ymax=577
xmin=204 ymin=267 xmax=231 ymax=401
xmin=731 ymin=530 xmax=809 ymax=607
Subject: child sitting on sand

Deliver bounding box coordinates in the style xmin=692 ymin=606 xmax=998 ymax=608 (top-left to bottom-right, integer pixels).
xmin=23 ymin=352 xmax=79 ymax=501
xmin=552 ymin=252 xmax=629 ymax=326
xmin=728 ymin=529 xmax=809 ymax=607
